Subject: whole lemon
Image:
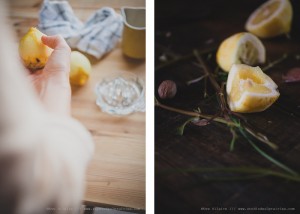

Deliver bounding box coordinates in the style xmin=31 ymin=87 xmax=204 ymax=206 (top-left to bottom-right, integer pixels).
xmin=19 ymin=27 xmax=53 ymax=70
xmin=70 ymin=51 xmax=92 ymax=86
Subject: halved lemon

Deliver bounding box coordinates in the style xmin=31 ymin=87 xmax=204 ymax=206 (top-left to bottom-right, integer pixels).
xmin=19 ymin=27 xmax=53 ymax=70
xmin=216 ymin=32 xmax=266 ymax=72
xmin=226 ymin=64 xmax=279 ymax=113
xmin=245 ymin=0 xmax=293 ymax=38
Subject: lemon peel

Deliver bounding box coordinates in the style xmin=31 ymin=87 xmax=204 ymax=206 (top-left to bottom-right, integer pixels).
xmin=216 ymin=32 xmax=266 ymax=72
xmin=226 ymin=64 xmax=279 ymax=113
xmin=245 ymin=0 xmax=293 ymax=38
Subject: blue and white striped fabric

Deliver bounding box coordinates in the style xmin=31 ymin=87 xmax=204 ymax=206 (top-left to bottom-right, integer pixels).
xmin=38 ymin=0 xmax=123 ymax=59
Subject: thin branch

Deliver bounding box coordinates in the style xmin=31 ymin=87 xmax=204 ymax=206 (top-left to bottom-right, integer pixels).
xmin=262 ymin=54 xmax=288 ymax=71
xmin=156 ymin=98 xmax=279 ymax=150
xmin=186 ymin=74 xmax=208 ymax=86
xmin=193 ymin=50 xmax=221 ymax=91
xmin=244 ymin=126 xmax=278 ymax=150
xmin=238 ymin=126 xmax=297 ymax=176
xmin=155 ymin=46 xmax=217 ymax=72
xmin=155 ymin=98 xmax=236 ymax=126
xmin=193 ymin=50 xmax=230 ymax=117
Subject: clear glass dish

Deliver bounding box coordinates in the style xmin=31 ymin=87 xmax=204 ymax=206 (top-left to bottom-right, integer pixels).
xmin=95 ymin=72 xmax=145 ymax=116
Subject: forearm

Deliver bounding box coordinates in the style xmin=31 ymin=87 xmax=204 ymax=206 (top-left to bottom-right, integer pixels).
xmin=0 ymin=115 xmax=94 ymax=213
xmin=41 ymin=72 xmax=71 ymax=116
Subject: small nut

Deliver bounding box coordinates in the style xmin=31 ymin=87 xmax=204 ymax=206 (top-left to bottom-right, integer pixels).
xmin=158 ymin=80 xmax=177 ymax=99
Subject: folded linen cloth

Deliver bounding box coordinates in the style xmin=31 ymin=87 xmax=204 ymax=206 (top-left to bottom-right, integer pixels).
xmin=38 ymin=0 xmax=123 ymax=59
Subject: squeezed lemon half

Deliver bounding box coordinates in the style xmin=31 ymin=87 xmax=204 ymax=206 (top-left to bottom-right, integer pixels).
xmin=19 ymin=27 xmax=53 ymax=70
xmin=226 ymin=64 xmax=279 ymax=113
xmin=70 ymin=51 xmax=92 ymax=86
xmin=245 ymin=0 xmax=293 ymax=38
xmin=216 ymin=32 xmax=266 ymax=72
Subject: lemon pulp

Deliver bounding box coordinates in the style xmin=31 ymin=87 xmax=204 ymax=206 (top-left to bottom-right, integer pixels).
xmin=245 ymin=0 xmax=293 ymax=38
xmin=252 ymin=2 xmax=280 ymax=25
xmin=216 ymin=32 xmax=266 ymax=72
xmin=226 ymin=64 xmax=279 ymax=113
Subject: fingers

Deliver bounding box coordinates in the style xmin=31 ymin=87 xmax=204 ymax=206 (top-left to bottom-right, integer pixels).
xmin=42 ymin=35 xmax=71 ymax=74
xmin=41 ymin=35 xmax=71 ymax=52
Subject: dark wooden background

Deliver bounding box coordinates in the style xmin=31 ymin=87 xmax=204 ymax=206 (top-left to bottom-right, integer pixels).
xmin=155 ymin=0 xmax=300 ymax=213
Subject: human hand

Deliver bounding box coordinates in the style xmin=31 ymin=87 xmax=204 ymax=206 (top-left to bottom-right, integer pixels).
xmin=30 ymin=35 xmax=71 ymax=116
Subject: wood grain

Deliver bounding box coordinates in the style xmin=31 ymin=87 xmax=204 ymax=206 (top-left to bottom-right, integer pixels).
xmin=8 ymin=0 xmax=145 ymax=211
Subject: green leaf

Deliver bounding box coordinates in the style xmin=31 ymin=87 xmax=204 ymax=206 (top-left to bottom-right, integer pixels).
xmin=238 ymin=127 xmax=298 ymax=176
xmin=229 ymin=127 xmax=238 ymax=151
xmin=217 ymin=70 xmax=228 ymax=81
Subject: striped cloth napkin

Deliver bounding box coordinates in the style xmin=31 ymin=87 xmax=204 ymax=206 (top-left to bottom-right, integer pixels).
xmin=38 ymin=0 xmax=123 ymax=59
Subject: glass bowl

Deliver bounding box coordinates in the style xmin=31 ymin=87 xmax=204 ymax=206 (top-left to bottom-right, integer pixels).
xmin=95 ymin=72 xmax=145 ymax=115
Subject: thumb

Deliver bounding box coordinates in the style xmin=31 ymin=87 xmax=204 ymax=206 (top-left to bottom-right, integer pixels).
xmin=41 ymin=35 xmax=71 ymax=51
xmin=42 ymin=35 xmax=71 ymax=74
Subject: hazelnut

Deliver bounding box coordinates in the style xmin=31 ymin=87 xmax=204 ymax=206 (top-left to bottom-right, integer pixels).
xmin=158 ymin=80 xmax=177 ymax=99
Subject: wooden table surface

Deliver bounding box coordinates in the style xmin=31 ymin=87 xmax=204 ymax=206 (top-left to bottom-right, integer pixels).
xmin=8 ymin=0 xmax=145 ymax=211
xmin=155 ymin=0 xmax=300 ymax=213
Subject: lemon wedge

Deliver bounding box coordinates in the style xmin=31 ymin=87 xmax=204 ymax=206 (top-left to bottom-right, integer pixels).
xmin=70 ymin=51 xmax=92 ymax=86
xmin=216 ymin=32 xmax=266 ymax=72
xmin=226 ymin=64 xmax=279 ymax=113
xmin=245 ymin=0 xmax=293 ymax=38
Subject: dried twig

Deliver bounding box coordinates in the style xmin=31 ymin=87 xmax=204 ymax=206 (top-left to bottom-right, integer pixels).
xmin=155 ymin=46 xmax=217 ymax=72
